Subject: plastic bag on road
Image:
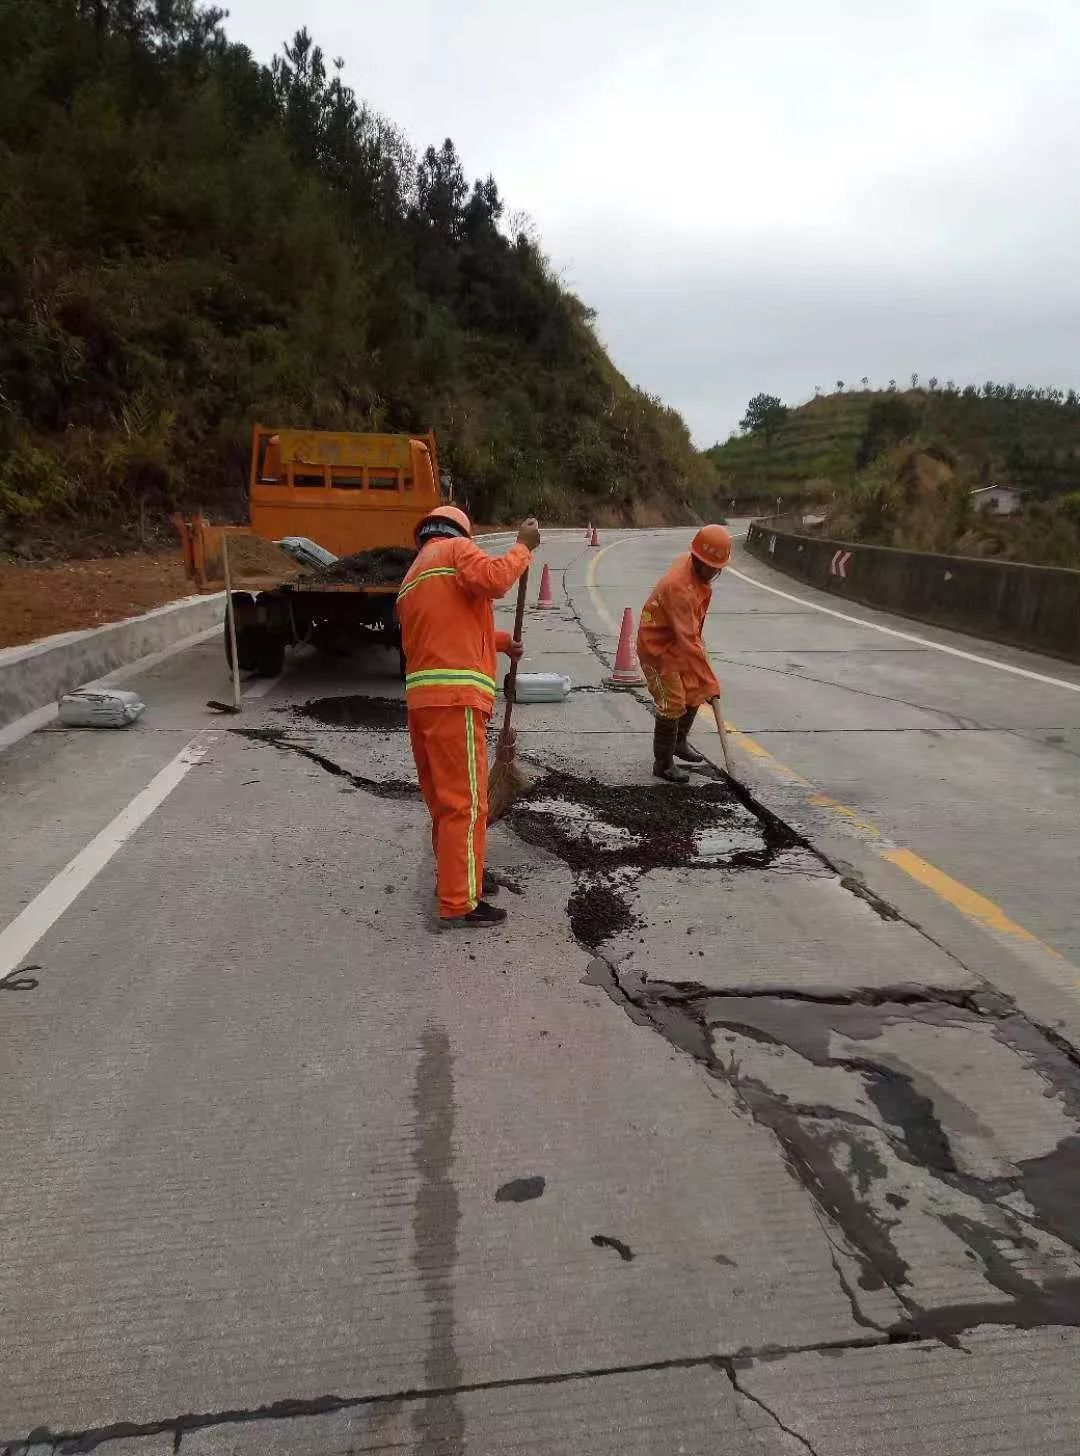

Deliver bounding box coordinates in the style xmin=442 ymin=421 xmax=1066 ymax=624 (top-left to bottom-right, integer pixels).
xmin=58 ymin=688 xmax=146 ymax=728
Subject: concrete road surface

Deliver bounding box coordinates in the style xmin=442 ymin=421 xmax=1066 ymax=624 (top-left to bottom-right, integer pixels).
xmin=2 ymin=526 xmax=1079 ymax=1454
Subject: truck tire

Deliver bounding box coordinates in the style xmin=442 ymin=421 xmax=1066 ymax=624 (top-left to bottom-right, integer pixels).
xmin=253 ymin=628 xmax=286 ymax=678
xmin=224 ymin=621 xmax=260 ymax=672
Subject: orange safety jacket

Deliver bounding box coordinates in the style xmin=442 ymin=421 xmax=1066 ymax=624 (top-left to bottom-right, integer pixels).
xmin=636 ymin=552 xmax=720 ymax=701
xmin=396 ymin=536 xmax=532 ymax=714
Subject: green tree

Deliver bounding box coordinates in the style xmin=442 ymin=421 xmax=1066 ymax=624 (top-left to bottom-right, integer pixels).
xmin=739 ymin=393 xmax=789 ymax=444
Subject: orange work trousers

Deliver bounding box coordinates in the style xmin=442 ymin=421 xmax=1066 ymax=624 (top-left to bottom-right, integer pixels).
xmin=408 ymin=705 xmax=488 ymax=919
xmin=642 ymin=664 xmax=710 ymax=721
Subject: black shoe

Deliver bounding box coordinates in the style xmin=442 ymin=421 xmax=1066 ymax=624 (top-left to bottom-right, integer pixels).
xmin=482 ymin=871 xmax=502 ymax=897
xmin=440 ymin=900 xmax=508 ymax=930
xmin=653 ymin=716 xmax=690 ymax=783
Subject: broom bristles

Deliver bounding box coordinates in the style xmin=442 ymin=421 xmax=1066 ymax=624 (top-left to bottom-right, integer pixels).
xmin=487 ymin=726 xmax=533 ymax=823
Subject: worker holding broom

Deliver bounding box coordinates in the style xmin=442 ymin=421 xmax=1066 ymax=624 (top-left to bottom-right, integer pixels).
xmin=637 ymin=525 xmax=732 ymax=783
xmin=397 ymin=506 xmax=540 ymax=929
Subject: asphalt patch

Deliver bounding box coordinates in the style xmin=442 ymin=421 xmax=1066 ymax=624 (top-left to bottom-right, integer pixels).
xmin=597 ymin=969 xmax=1080 ymax=1336
xmin=288 ymin=694 xmax=408 ymax=732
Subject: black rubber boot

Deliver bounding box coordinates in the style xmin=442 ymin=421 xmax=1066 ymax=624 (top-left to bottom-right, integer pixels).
xmin=653 ymin=716 xmax=690 ymax=783
xmin=674 ymin=706 xmax=706 ymax=763
xmin=440 ymin=900 xmax=508 ymax=930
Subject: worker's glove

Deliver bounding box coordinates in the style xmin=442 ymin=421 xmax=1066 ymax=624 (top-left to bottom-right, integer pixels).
xmin=517 ymin=517 xmax=541 ymax=550
xmin=505 ymin=639 xmax=525 ymax=662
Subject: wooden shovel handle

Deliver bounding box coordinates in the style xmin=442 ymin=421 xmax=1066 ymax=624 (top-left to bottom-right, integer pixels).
xmin=710 ymin=693 xmax=733 ymax=776
xmin=500 ymin=569 xmax=529 ymax=736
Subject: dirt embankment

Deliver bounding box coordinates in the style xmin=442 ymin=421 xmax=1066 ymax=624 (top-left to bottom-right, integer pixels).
xmin=0 ymin=553 xmax=193 ymax=649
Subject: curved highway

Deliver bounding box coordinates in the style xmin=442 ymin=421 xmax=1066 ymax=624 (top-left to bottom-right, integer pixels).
xmin=1 ymin=525 xmax=1078 ymax=1452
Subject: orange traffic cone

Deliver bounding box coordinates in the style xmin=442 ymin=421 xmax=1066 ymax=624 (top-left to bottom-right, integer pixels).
xmin=607 ymin=607 xmax=645 ymax=688
xmin=536 ymin=562 xmax=557 ymax=609
xmin=589 ymin=525 xmax=600 ymax=547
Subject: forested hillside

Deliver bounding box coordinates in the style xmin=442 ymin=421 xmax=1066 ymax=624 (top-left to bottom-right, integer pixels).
xmin=0 ymin=1 xmax=721 ymax=556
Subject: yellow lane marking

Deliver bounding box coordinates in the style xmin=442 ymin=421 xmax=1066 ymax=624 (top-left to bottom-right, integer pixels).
xmin=584 ymin=539 xmax=626 ymax=633
xmin=880 ymin=849 xmax=1052 ymax=951
xmin=586 ymin=535 xmax=1071 ymax=966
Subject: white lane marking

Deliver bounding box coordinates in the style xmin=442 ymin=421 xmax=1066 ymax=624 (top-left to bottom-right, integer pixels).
xmin=0 ymin=702 xmax=59 ymax=754
xmin=0 ymin=623 xmax=222 ymax=754
xmin=0 ymin=735 xmax=210 ymax=978
xmin=727 ymin=565 xmax=1080 ymax=694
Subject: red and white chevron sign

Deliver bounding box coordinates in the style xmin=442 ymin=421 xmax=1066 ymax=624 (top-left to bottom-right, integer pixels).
xmin=830 ymin=549 xmax=852 ymax=579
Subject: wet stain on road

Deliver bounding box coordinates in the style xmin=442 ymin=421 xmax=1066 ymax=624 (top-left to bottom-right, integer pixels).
xmin=495 ymin=1175 xmax=546 ymax=1203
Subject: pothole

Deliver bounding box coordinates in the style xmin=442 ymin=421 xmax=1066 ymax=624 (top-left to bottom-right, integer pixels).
xmin=509 ymin=768 xmax=802 ymax=951
xmin=509 ymin=770 xmax=795 ymax=875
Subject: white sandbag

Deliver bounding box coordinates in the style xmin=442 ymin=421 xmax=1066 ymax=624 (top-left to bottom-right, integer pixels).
xmin=511 ymin=673 xmax=572 ymax=703
xmin=58 ymin=687 xmax=146 ymax=728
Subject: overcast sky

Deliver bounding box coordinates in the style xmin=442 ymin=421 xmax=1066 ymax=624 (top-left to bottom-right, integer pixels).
xmin=223 ymin=0 xmax=1080 ymax=445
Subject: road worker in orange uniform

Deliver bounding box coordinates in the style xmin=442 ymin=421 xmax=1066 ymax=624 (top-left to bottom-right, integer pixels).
xmin=637 ymin=524 xmax=733 ymax=783
xmin=397 ymin=507 xmax=541 ymax=929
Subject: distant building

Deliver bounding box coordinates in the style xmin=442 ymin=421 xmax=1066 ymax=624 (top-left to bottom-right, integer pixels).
xmin=970 ymin=485 xmax=1024 ymax=516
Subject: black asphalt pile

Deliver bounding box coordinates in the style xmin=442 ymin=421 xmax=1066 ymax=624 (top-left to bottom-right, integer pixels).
xmin=509 ymin=769 xmax=795 ymax=875
xmin=568 ymin=880 xmax=638 ymax=945
xmin=510 ymin=768 xmax=801 ymax=951
xmin=300 ymin=545 xmax=415 ymax=587
xmin=289 ymin=695 xmax=408 ymax=732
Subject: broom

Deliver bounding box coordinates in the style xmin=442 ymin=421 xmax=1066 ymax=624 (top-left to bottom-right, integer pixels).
xmin=487 ymin=569 xmax=534 ymax=822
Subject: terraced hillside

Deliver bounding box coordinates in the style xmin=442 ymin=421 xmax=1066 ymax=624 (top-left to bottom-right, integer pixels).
xmin=708 ymin=387 xmax=1080 ymax=502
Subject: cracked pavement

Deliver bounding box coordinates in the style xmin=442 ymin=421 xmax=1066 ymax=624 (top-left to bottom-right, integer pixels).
xmin=1 ymin=526 xmax=1079 ymax=1452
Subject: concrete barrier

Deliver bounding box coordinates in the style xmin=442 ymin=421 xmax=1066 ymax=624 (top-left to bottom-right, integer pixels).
xmin=0 ymin=592 xmax=224 ymax=731
xmin=745 ymin=522 xmax=1080 ymax=663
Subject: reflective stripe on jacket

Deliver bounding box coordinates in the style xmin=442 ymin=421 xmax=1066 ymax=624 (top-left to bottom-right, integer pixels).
xmin=397 ymin=536 xmax=531 ymax=713
xmin=636 ymin=552 xmax=720 ymax=702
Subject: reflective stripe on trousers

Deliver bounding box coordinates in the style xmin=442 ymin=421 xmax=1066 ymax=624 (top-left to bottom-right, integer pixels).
xmin=408 ymin=705 xmax=487 ymax=918
xmin=643 ymin=664 xmax=686 ymax=720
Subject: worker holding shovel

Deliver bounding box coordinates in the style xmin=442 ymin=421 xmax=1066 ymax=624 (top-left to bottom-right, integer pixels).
xmin=397 ymin=507 xmax=540 ymax=929
xmin=637 ymin=525 xmax=732 ymax=783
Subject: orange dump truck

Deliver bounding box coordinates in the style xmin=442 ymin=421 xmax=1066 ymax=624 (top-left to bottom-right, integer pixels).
xmin=174 ymin=425 xmax=442 ymax=675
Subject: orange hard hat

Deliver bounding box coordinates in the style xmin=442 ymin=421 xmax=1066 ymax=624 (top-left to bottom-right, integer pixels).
xmin=415 ymin=504 xmax=472 ymax=544
xmin=690 ymin=524 xmax=732 ymax=570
